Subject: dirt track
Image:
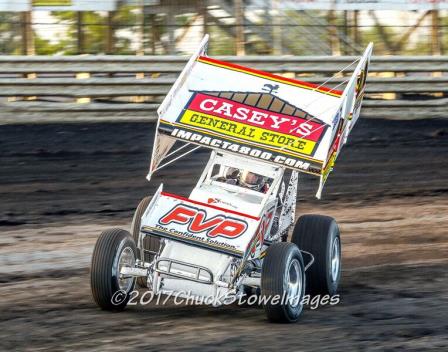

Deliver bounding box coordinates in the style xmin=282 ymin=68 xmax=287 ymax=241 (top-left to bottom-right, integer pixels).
xmin=1 ymin=119 xmax=448 ymax=351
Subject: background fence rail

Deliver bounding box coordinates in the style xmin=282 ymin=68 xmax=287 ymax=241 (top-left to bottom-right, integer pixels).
xmin=0 ymin=55 xmax=446 ymax=123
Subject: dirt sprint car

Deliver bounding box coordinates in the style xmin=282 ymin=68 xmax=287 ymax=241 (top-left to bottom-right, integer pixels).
xmin=90 ymin=35 xmax=372 ymax=323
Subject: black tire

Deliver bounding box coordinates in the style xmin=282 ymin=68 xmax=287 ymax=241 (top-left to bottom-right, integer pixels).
xmin=131 ymin=196 xmax=161 ymax=287
xmin=90 ymin=228 xmax=137 ymax=311
xmin=261 ymin=242 xmax=306 ymax=323
xmin=239 ymin=285 xmax=260 ymax=308
xmin=291 ymin=214 xmax=341 ymax=296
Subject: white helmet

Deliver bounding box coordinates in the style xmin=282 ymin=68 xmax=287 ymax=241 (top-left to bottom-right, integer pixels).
xmin=239 ymin=170 xmax=265 ymax=191
xmin=225 ymin=167 xmax=240 ymax=180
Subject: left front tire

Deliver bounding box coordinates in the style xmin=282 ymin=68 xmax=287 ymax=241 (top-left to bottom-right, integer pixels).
xmin=90 ymin=228 xmax=137 ymax=311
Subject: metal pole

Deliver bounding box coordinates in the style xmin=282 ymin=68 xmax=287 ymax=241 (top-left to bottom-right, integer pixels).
xmin=235 ymin=0 xmax=245 ymax=55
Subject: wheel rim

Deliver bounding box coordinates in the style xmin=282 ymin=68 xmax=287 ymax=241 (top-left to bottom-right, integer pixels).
xmin=286 ymin=258 xmax=303 ymax=308
xmin=117 ymin=246 xmax=135 ymax=291
xmin=330 ymin=236 xmax=341 ymax=282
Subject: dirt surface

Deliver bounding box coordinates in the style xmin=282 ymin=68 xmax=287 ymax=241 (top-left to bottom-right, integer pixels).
xmin=1 ymin=119 xmax=448 ymax=351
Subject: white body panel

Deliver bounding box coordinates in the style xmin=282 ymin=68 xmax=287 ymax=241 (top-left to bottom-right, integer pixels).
xmin=140 ymin=152 xmax=282 ymax=300
xmin=154 ymin=241 xmax=233 ymax=300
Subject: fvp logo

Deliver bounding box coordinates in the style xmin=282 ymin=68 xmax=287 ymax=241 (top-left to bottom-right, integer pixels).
xmin=159 ymin=204 xmax=247 ymax=239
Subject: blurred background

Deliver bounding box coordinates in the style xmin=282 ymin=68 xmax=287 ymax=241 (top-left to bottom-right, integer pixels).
xmin=1 ymin=0 xmax=448 ymax=56
xmin=1 ymin=0 xmax=447 ymax=123
xmin=1 ymin=1 xmax=448 ymax=351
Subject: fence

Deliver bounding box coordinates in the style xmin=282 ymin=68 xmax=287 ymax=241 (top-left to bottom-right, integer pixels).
xmin=1 ymin=6 xmax=448 ymax=56
xmin=0 ymin=55 xmax=446 ymax=123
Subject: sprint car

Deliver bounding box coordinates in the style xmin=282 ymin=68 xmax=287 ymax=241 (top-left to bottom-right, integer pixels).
xmin=90 ymin=35 xmax=372 ymax=322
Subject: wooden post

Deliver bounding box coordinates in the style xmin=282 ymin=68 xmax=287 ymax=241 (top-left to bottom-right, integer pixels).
xmin=343 ymin=11 xmax=348 ymax=55
xmin=353 ymin=10 xmax=359 ymax=48
xmin=76 ymin=12 xmax=85 ymax=54
xmin=142 ymin=5 xmax=149 ymax=55
xmin=21 ymin=11 xmax=34 ymax=55
xmin=235 ymin=0 xmax=245 ymax=55
xmin=136 ymin=3 xmax=144 ymax=55
xmin=431 ymin=10 xmax=441 ymax=55
xmin=327 ymin=10 xmax=340 ymax=55
xmin=201 ymin=0 xmax=208 ymax=37
xmin=150 ymin=14 xmax=157 ymax=55
xmin=272 ymin=0 xmax=281 ymax=55
xmin=166 ymin=4 xmax=176 ymax=54
xmin=106 ymin=11 xmax=115 ymax=54
xmin=262 ymin=0 xmax=274 ymax=55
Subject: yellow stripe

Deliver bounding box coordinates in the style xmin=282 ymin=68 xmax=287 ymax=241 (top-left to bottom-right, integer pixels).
xmin=197 ymin=58 xmax=342 ymax=98
xmin=180 ymin=109 xmax=317 ymax=156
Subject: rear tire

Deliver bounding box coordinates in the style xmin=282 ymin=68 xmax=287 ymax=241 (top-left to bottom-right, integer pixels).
xmin=90 ymin=228 xmax=137 ymax=311
xmin=131 ymin=196 xmax=161 ymax=287
xmin=261 ymin=242 xmax=305 ymax=323
xmin=291 ymin=214 xmax=341 ymax=296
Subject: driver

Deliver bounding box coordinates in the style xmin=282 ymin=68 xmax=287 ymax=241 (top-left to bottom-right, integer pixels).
xmin=212 ymin=167 xmax=239 ymax=184
xmin=213 ymin=167 xmax=268 ymax=193
xmin=238 ymin=170 xmax=267 ymax=192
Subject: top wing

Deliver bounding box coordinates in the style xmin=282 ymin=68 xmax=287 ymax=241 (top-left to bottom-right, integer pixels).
xmin=149 ymin=35 xmax=373 ymax=198
xmin=316 ymin=43 xmax=373 ymax=198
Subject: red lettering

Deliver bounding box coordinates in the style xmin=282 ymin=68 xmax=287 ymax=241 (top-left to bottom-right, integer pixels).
xmin=250 ymin=210 xmax=274 ymax=256
xmin=208 ymin=220 xmax=246 ymax=238
xmin=159 ymin=205 xmax=196 ymax=225
xmin=188 ymin=92 xmax=325 ymax=142
xmin=159 ymin=204 xmax=247 ymax=239
xmin=189 ymin=212 xmax=224 ymax=232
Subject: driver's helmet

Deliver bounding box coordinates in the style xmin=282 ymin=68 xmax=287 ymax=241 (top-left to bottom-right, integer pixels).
xmin=239 ymin=170 xmax=265 ymax=191
xmin=225 ymin=167 xmax=240 ymax=180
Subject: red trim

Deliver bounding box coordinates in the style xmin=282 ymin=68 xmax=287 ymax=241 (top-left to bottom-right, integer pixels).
xmin=160 ymin=191 xmax=260 ymax=221
xmin=198 ymin=56 xmax=343 ymax=96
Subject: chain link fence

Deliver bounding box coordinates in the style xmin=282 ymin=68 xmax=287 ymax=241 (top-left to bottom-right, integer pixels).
xmin=0 ymin=2 xmax=447 ymax=56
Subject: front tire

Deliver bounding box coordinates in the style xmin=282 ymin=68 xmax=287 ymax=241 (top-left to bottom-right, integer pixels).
xmin=90 ymin=228 xmax=137 ymax=311
xmin=261 ymin=242 xmax=306 ymax=323
xmin=131 ymin=196 xmax=161 ymax=287
xmin=291 ymin=214 xmax=341 ymax=296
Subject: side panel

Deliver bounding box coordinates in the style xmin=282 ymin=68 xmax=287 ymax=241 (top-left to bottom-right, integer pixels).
xmin=244 ymin=201 xmax=276 ymax=261
xmin=316 ymin=43 xmax=373 ymax=199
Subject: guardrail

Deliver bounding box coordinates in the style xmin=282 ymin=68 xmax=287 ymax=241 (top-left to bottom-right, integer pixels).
xmin=0 ymin=56 xmax=447 ymax=123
